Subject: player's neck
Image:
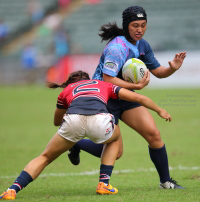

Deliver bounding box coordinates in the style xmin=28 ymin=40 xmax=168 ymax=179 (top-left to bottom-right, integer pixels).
xmin=125 ymin=36 xmax=137 ymax=45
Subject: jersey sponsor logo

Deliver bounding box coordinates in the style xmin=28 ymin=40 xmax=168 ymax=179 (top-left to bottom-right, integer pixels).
xmin=137 ymin=13 xmax=144 ymax=17
xmin=105 ymin=62 xmax=115 ymax=69
xmin=104 ymin=60 xmax=118 ymax=72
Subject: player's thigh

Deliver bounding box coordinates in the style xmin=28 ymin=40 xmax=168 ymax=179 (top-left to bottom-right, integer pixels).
xmin=58 ymin=114 xmax=86 ymax=142
xmin=87 ymin=113 xmax=119 ymax=144
xmin=102 ymin=124 xmax=120 ymax=144
xmin=121 ymin=106 xmax=159 ymax=140
xmin=42 ymin=133 xmax=75 ymax=162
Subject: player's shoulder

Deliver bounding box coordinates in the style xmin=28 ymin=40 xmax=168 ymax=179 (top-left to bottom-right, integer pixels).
xmin=94 ymin=79 xmax=109 ymax=86
xmin=105 ymin=36 xmax=128 ymax=59
xmin=139 ymin=38 xmax=151 ymax=48
xmin=60 ymin=84 xmax=72 ymax=96
xmin=93 ymin=79 xmax=105 ymax=85
xmin=107 ymin=36 xmax=128 ymax=50
xmin=138 ymin=38 xmax=153 ymax=54
xmin=99 ymin=80 xmax=116 ymax=88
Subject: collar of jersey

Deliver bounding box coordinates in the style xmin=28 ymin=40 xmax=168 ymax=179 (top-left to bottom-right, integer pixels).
xmin=120 ymin=36 xmax=140 ymax=58
xmin=121 ymin=36 xmax=139 ymax=49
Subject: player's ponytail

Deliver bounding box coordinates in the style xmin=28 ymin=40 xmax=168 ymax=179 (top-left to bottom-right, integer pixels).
xmin=99 ymin=6 xmax=147 ymax=43
xmin=99 ymin=22 xmax=124 ymax=43
xmin=46 ymin=70 xmax=90 ymax=89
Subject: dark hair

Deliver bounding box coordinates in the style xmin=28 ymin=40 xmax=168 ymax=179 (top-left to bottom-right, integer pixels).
xmin=99 ymin=22 xmax=124 ymax=43
xmin=99 ymin=6 xmax=147 ymax=43
xmin=46 ymin=70 xmax=90 ymax=89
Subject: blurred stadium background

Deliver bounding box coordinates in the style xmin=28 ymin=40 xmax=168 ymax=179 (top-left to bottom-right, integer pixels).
xmin=0 ymin=1 xmax=200 ymax=201
xmin=0 ymin=0 xmax=199 ymax=87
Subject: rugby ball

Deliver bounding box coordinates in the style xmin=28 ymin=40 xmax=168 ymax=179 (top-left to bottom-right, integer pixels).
xmin=122 ymin=58 xmax=147 ymax=83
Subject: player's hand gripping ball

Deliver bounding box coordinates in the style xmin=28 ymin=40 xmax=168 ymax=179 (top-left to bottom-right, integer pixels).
xmin=122 ymin=58 xmax=147 ymax=83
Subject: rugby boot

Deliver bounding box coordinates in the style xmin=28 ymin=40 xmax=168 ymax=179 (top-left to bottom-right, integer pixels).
xmin=0 ymin=189 xmax=16 ymax=200
xmin=96 ymin=182 xmax=118 ymax=195
xmin=159 ymin=178 xmax=185 ymax=189
xmin=68 ymin=147 xmax=80 ymax=165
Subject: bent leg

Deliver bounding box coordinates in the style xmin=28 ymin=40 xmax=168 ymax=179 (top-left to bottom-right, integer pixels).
xmin=121 ymin=106 xmax=170 ymax=183
xmin=121 ymin=106 xmax=164 ymax=148
xmin=69 ymin=124 xmax=124 ymax=161
xmin=96 ymin=125 xmax=120 ymax=190
xmin=73 ymin=139 xmax=104 ymax=158
xmin=101 ymin=124 xmax=120 ymax=165
xmin=6 ymin=133 xmax=75 ymax=195
xmin=24 ymin=133 xmax=75 ymax=179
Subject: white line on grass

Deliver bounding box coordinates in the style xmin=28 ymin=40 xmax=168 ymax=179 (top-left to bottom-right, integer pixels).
xmin=0 ymin=165 xmax=199 ymax=179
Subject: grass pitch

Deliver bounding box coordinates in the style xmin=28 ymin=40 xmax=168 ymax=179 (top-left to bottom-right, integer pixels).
xmin=0 ymin=86 xmax=199 ymax=202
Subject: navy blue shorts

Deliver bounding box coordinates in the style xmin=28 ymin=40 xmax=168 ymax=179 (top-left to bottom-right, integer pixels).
xmin=107 ymin=99 xmax=141 ymax=125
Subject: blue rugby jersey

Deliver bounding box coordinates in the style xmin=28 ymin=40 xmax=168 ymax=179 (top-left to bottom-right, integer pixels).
xmin=92 ymin=36 xmax=160 ymax=80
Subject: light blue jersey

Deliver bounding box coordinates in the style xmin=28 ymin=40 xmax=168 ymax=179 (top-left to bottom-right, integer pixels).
xmin=93 ymin=36 xmax=160 ymax=80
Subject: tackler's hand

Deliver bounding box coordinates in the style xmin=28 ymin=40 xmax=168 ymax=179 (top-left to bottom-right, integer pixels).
xmin=157 ymin=108 xmax=172 ymax=122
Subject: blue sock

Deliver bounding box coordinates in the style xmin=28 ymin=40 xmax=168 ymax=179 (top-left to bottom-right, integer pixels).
xmin=74 ymin=139 xmax=104 ymax=158
xmin=9 ymin=171 xmax=33 ymax=193
xmin=149 ymin=145 xmax=170 ymax=183
xmin=99 ymin=164 xmax=113 ymax=185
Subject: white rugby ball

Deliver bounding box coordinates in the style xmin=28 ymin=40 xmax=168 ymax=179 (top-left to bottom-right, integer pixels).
xmin=122 ymin=58 xmax=147 ymax=83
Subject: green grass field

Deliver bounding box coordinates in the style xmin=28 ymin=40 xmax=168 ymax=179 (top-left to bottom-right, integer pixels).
xmin=0 ymin=86 xmax=200 ymax=202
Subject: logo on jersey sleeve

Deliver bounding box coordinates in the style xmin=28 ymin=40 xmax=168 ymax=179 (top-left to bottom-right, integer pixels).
xmin=104 ymin=60 xmax=118 ymax=73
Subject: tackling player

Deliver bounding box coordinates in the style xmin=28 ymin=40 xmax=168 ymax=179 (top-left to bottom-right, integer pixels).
xmin=0 ymin=70 xmax=172 ymax=200
xmin=68 ymin=6 xmax=186 ymax=189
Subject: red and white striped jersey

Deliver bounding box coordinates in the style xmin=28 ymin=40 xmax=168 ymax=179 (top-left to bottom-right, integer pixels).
xmin=57 ymin=79 xmax=121 ymax=115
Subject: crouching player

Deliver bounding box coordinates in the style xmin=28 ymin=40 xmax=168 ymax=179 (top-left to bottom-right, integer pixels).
xmin=0 ymin=70 xmax=171 ymax=200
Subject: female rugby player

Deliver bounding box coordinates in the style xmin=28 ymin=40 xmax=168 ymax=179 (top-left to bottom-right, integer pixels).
xmin=68 ymin=6 xmax=186 ymax=189
xmin=0 ymin=70 xmax=171 ymax=200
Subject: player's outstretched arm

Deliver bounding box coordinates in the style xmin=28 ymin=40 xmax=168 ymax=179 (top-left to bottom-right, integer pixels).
xmin=118 ymin=88 xmax=172 ymax=121
xmin=150 ymin=52 xmax=186 ymax=78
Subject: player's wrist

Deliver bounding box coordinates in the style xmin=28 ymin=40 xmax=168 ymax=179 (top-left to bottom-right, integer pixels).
xmin=169 ymin=64 xmax=178 ymax=72
xmin=157 ymin=107 xmax=162 ymax=113
xmin=132 ymin=83 xmax=143 ymax=90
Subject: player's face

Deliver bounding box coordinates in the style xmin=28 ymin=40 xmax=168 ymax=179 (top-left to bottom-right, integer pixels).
xmin=128 ymin=20 xmax=147 ymax=43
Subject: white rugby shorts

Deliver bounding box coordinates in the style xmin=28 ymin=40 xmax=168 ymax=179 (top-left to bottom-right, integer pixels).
xmin=58 ymin=113 xmax=115 ymax=144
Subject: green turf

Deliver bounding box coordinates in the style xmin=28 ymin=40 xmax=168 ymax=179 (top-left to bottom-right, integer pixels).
xmin=0 ymin=86 xmax=200 ymax=202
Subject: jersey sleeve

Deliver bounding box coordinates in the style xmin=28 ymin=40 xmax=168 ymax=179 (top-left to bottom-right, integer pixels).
xmin=56 ymin=91 xmax=68 ymax=109
xmin=107 ymin=83 xmax=121 ymax=99
xmin=102 ymin=45 xmax=126 ymax=77
xmin=141 ymin=41 xmax=160 ymax=70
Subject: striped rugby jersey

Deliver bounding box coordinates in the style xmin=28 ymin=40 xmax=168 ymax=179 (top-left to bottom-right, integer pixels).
xmin=57 ymin=80 xmax=121 ymax=115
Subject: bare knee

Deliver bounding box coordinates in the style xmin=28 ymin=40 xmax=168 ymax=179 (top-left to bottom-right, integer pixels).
xmin=146 ymin=128 xmax=163 ymax=148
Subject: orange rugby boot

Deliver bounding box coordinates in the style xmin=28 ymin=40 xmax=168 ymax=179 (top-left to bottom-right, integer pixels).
xmin=0 ymin=189 xmax=16 ymax=200
xmin=96 ymin=182 xmax=118 ymax=195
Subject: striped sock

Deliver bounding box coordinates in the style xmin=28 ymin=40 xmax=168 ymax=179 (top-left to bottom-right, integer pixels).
xmin=99 ymin=164 xmax=113 ymax=185
xmin=9 ymin=171 xmax=33 ymax=193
